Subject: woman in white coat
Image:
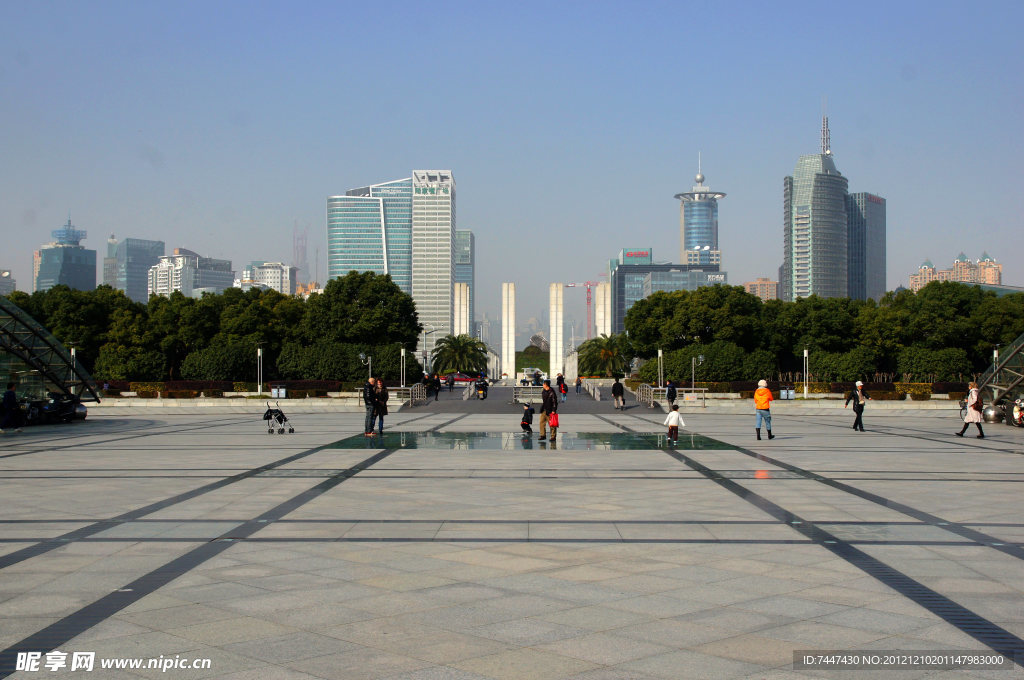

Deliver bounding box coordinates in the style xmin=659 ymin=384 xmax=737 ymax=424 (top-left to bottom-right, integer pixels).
xmin=956 ymin=381 xmax=985 ymax=439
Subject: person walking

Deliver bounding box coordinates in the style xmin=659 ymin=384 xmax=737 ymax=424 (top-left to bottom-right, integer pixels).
xmin=844 ymin=380 xmax=871 ymax=431
xmin=1 ymin=383 xmax=23 ymax=433
xmin=446 ymin=374 xmax=455 ymax=392
xmin=559 ymin=380 xmax=568 ymax=403
xmin=611 ymin=378 xmax=625 ymax=410
xmin=575 ymin=376 xmax=582 ymax=396
xmin=956 ymin=381 xmax=985 ymax=439
xmin=362 ymin=377 xmax=377 ymax=436
xmin=754 ymin=379 xmax=774 ymax=440
xmin=539 ymin=379 xmax=558 ymax=441
xmin=432 ymin=373 xmax=442 ymax=401
xmin=665 ymin=380 xmax=677 ymax=409
xmin=374 ymin=378 xmax=389 ymax=435
xmin=664 ymin=404 xmax=684 ymax=445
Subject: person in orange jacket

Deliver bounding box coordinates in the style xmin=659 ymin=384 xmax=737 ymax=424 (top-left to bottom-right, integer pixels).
xmin=754 ymin=379 xmax=774 ymax=440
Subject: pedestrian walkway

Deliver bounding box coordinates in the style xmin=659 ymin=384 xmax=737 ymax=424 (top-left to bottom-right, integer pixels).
xmin=0 ymin=406 xmax=1021 ymax=678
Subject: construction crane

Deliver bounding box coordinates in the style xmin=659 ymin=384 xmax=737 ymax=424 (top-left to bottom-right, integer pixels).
xmin=564 ymin=279 xmax=604 ymax=340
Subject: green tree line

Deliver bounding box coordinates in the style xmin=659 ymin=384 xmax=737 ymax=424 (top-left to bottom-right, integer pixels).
xmin=6 ymin=272 xmax=424 ymax=383
xmin=618 ymin=281 xmax=1024 ymax=383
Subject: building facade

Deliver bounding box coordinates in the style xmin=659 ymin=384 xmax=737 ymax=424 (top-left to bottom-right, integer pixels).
xmin=0 ymin=271 xmax=16 ymax=296
xmin=103 ymin=235 xmax=165 ymax=302
xmin=743 ymin=277 xmax=779 ymax=301
xmin=33 ymin=219 xmax=97 ymax=293
xmin=326 ymin=177 xmax=414 ymax=293
xmin=675 ymin=168 xmax=725 ymax=267
xmin=455 ymin=229 xmax=475 ymax=329
xmin=453 ymin=282 xmax=470 ymax=336
xmin=411 ymin=170 xmax=456 ymax=360
xmin=610 ymin=262 xmax=722 ymax=333
xmin=781 ymin=119 xmax=849 ymax=301
xmin=147 ymin=249 xmax=234 ymax=298
xmin=237 ymin=261 xmax=298 ymax=295
xmin=909 ymin=253 xmax=1003 ymax=292
xmin=846 ymin=192 xmax=886 ymax=301
xmin=501 ymin=283 xmax=516 ymax=378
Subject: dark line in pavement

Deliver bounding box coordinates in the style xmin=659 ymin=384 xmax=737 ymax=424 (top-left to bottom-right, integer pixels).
xmin=0 ymin=413 xmax=441 ymax=571
xmin=0 ymin=447 xmax=399 ymax=679
xmin=624 ymin=412 xmax=1024 ymax=561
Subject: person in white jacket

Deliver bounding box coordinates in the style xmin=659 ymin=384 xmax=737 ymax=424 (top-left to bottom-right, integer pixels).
xmin=664 ymin=404 xmax=685 ymax=444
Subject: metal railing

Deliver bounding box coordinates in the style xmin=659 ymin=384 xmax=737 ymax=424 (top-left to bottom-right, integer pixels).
xmin=581 ymin=379 xmax=601 ymax=400
xmin=513 ymin=386 xmax=544 ymax=404
xmin=978 ymin=330 xmax=1024 ymax=403
xmin=636 ymin=384 xmax=707 ymax=408
xmin=409 ymin=383 xmax=427 ymax=406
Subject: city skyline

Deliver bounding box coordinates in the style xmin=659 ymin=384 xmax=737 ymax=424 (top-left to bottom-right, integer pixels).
xmin=2 ymin=2 xmax=1022 ymax=330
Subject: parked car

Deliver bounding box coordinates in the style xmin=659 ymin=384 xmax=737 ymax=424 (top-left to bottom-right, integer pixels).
xmin=444 ymin=372 xmax=477 ymax=383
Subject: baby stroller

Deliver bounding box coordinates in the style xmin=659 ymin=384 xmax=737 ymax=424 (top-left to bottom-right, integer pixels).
xmin=263 ymin=402 xmax=294 ymax=434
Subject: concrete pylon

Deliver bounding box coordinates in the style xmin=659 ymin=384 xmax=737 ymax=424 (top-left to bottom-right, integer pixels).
xmin=549 ymin=283 xmax=563 ymax=379
xmin=454 ymin=283 xmax=470 ymax=336
xmin=594 ymin=282 xmax=611 ymax=337
xmin=501 ymin=283 xmax=516 ymax=379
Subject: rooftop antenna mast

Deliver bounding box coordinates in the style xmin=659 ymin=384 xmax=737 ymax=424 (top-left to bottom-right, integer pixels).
xmin=821 ymin=97 xmax=831 ymax=155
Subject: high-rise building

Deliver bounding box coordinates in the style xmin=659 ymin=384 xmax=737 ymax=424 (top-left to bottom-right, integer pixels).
xmin=236 ymin=261 xmax=298 ymax=295
xmin=411 ymin=170 xmax=456 ymax=359
xmin=102 ymin=235 xmax=165 ymax=302
xmin=147 ymin=248 xmax=234 ymax=298
xmin=502 ymin=283 xmax=516 ymax=379
xmin=0 ymin=270 xmax=15 ymax=296
xmin=454 ymin=282 xmax=470 ymax=336
xmin=781 ymin=118 xmax=849 ymax=301
xmin=743 ymin=277 xmax=779 ymax=301
xmin=326 ymin=177 xmax=413 ymax=293
xmin=33 ymin=219 xmax=97 ymax=293
xmin=846 ymin=193 xmax=886 ymax=300
xmin=675 ymin=162 xmax=725 ymax=267
xmin=455 ymin=229 xmax=475 ymax=327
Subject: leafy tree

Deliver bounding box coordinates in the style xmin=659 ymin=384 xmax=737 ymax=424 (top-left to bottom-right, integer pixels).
xmin=896 ymin=346 xmax=972 ymax=382
xmin=302 ymin=273 xmax=420 ymax=346
xmin=578 ymin=333 xmax=632 ymax=377
xmin=638 ymin=341 xmax=749 ymax=383
xmin=430 ymin=334 xmax=488 ymax=374
xmin=181 ymin=338 xmax=258 ymax=381
xmin=809 ymin=347 xmax=878 ymax=382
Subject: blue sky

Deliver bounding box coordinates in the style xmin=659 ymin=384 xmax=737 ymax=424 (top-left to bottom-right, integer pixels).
xmin=3 ymin=0 xmax=1022 ymax=335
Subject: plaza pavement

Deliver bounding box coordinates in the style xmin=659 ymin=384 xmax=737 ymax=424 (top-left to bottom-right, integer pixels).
xmin=1 ymin=387 xmax=1022 ymax=679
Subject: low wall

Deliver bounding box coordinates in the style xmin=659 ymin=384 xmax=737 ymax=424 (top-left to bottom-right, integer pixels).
xmin=90 ymin=395 xmax=393 ymax=415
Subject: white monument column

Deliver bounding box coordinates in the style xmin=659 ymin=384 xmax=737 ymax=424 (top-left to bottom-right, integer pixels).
xmin=549 ymin=283 xmax=563 ymax=378
xmin=594 ymin=282 xmax=611 ymax=337
xmin=454 ymin=283 xmax=470 ymax=336
xmin=501 ymin=283 xmax=516 ymax=379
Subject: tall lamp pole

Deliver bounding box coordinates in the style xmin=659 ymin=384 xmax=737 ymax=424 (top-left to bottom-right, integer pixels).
xmin=359 ymin=353 xmax=372 ymax=381
xmin=257 ymin=345 xmax=263 ymax=396
xmin=803 ymin=348 xmax=809 ymax=399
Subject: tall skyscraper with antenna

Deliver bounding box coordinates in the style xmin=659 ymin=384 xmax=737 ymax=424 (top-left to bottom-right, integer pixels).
xmin=675 ymin=154 xmax=725 ymax=267
xmin=780 ymin=117 xmax=849 ymax=301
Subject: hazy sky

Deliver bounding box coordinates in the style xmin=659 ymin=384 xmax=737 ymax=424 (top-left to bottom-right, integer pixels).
xmin=3 ymin=0 xmax=1022 ymax=338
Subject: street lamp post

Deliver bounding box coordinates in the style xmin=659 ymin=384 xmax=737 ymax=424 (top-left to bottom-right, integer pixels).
xmin=400 ymin=347 xmax=406 ymax=388
xmin=257 ymin=346 xmax=263 ymax=396
xmin=803 ymin=348 xmax=809 ymax=399
xmin=359 ymin=353 xmax=372 ymax=381
xmin=691 ymin=354 xmax=703 ymax=391
xmin=657 ymin=349 xmax=664 ymax=388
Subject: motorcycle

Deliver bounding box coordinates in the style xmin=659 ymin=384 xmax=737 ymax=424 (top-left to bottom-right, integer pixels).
xmin=1009 ymin=397 xmax=1024 ymax=427
xmin=20 ymin=393 xmax=80 ymax=426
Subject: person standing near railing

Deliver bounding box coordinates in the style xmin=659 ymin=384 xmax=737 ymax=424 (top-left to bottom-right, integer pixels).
xmin=665 ymin=380 xmax=677 ymax=408
xmin=611 ymin=378 xmax=625 ymax=410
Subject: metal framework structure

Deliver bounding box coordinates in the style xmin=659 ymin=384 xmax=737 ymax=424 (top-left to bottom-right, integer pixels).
xmin=978 ymin=330 xmax=1024 ymax=404
xmin=0 ymin=296 xmax=100 ymax=402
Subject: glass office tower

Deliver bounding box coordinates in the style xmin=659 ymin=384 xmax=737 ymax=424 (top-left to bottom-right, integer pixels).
xmin=455 ymin=229 xmax=475 ymax=332
xmin=781 ymin=127 xmax=849 ymax=301
xmin=326 ymin=177 xmax=413 ymax=293
xmin=675 ymin=169 xmax=725 ymax=267
xmin=846 ymin=192 xmax=886 ymax=301
xmin=33 ymin=219 xmax=96 ymax=293
xmin=103 ymin=235 xmax=165 ymax=302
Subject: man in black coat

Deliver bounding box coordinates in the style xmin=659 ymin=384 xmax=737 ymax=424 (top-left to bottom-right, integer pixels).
xmin=539 ymin=379 xmax=558 ymax=441
xmin=362 ymin=378 xmax=377 ymax=436
xmin=611 ymin=378 xmax=625 ymax=410
xmin=844 ymin=380 xmax=871 ymax=432
xmin=1 ymin=383 xmax=22 ymax=433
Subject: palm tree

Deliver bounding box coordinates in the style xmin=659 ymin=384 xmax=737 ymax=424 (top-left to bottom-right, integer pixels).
xmin=430 ymin=334 xmax=488 ymax=374
xmin=578 ymin=333 xmax=631 ymax=377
